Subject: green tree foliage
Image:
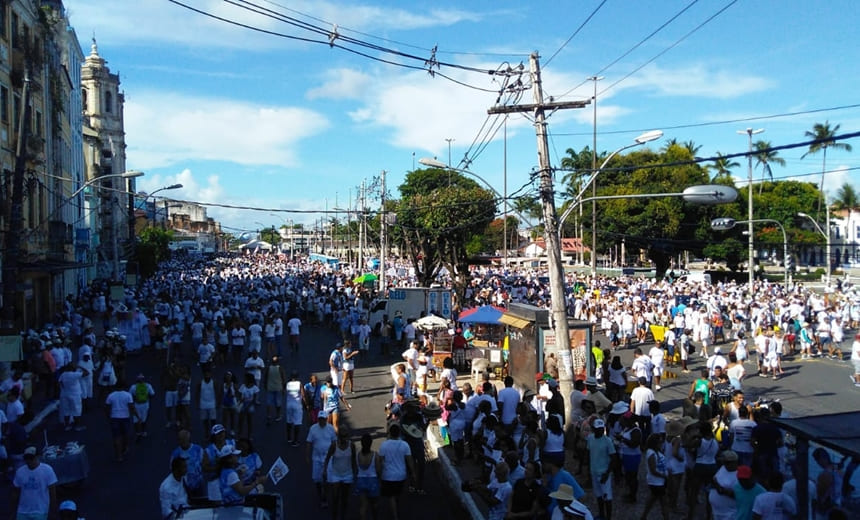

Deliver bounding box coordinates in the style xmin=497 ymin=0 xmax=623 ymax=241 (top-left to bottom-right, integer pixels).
xmin=136 ymin=227 xmax=173 ymax=278
xmin=802 ymin=121 xmax=853 ymax=217
xmin=753 ymin=140 xmax=786 ymax=194
xmin=833 ymin=183 xmax=858 ymax=210
xmin=393 ymin=168 xmax=496 ymax=293
xmin=706 ymin=152 xmax=740 ymax=182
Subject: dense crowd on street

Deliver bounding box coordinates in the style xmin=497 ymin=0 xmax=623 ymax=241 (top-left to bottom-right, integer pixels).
xmin=0 ymin=249 xmax=859 ymax=519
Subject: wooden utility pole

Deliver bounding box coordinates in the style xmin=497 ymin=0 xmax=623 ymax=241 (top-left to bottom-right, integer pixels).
xmin=379 ymin=170 xmax=387 ymax=293
xmin=1 ymin=72 xmax=31 ymax=333
xmin=488 ymin=52 xmax=588 ymax=410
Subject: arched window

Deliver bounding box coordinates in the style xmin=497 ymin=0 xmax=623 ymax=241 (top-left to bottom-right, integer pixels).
xmin=105 ymin=90 xmax=112 ymax=113
xmin=82 ymin=88 xmax=87 ymax=112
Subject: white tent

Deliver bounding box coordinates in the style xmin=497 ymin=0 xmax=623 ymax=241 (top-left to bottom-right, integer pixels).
xmin=238 ymin=239 xmax=273 ymax=251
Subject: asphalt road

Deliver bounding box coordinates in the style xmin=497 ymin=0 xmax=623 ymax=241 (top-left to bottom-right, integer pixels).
xmin=1 ymin=323 xmax=469 ymax=520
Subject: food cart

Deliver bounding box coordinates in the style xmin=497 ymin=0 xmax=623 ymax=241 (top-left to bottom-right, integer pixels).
xmin=459 ymin=305 xmax=507 ymax=377
xmin=414 ymin=315 xmax=453 ymax=370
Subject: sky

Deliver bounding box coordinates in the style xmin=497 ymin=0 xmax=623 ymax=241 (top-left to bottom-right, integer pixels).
xmin=63 ymin=0 xmax=860 ymax=234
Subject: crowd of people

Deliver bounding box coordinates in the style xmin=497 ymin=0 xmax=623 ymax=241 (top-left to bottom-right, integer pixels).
xmin=0 ymin=249 xmax=858 ymax=520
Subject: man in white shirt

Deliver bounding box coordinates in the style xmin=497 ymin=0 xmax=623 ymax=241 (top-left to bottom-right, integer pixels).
xmin=306 ymin=411 xmax=337 ymax=508
xmin=378 ymin=423 xmax=415 ymax=520
xmin=287 ymin=315 xmax=302 ymax=354
xmin=247 ymin=318 xmax=263 ymax=354
xmin=648 ymin=344 xmax=665 ymax=391
xmin=401 ymin=340 xmax=420 ymax=391
xmin=58 ymin=363 xmax=89 ymax=432
xmin=106 ymin=384 xmax=140 ymax=462
xmin=706 ymin=347 xmax=728 ymax=378
xmin=160 ymin=456 xmax=189 ymax=518
xmin=11 ymin=446 xmax=57 ymax=519
xmin=496 ymin=376 xmax=520 ymax=429
xmin=630 ymin=348 xmax=654 ymax=386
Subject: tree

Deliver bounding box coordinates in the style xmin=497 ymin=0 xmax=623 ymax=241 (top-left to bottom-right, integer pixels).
xmin=753 ymin=140 xmax=786 ymax=194
xmin=683 ymin=140 xmax=702 ymax=156
xmin=802 ymin=121 xmax=853 ymax=217
xmin=393 ymin=168 xmax=496 ymax=297
xmin=135 ymin=227 xmax=173 ymax=278
xmin=706 ymin=152 xmax=740 ymax=182
xmin=832 ymin=182 xmax=859 ymax=210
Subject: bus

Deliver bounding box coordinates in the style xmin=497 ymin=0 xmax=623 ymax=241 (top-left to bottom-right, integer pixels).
xmin=308 ymin=253 xmax=340 ymax=268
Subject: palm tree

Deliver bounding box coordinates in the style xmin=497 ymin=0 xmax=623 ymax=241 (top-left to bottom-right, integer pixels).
xmin=683 ymin=140 xmax=702 ymax=155
xmin=707 ymin=152 xmax=740 ymax=182
xmin=832 ymin=182 xmax=859 ymax=210
xmin=802 ymin=121 xmax=853 ymax=217
xmin=753 ymin=140 xmax=786 ymax=194
xmin=659 ymin=138 xmax=679 ymax=153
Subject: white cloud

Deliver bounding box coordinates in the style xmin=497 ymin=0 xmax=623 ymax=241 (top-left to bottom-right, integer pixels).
xmin=66 ymin=0 xmax=484 ymax=51
xmin=306 ymin=68 xmax=373 ymax=100
xmin=619 ymin=63 xmax=773 ymax=99
xmin=124 ymin=91 xmax=329 ymax=169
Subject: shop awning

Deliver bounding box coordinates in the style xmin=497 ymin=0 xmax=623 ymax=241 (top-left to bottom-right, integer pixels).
xmin=499 ymin=314 xmax=530 ymax=329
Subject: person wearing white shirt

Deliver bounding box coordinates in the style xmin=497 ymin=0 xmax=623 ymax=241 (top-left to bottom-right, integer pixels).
xmin=496 ymin=376 xmax=520 ymax=428
xmin=160 ymin=456 xmax=189 ymax=518
xmin=648 ymin=344 xmax=665 ymax=390
xmin=247 ymin=319 xmax=263 ymax=354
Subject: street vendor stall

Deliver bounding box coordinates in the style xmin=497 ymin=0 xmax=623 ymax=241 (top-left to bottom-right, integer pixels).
xmin=414 ymin=315 xmax=453 ymax=370
xmin=458 ymin=305 xmax=507 ymax=375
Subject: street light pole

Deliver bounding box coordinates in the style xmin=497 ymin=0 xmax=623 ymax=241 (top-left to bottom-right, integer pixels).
xmin=588 ymin=75 xmax=603 ymax=277
xmin=711 ymin=218 xmax=789 ymax=286
xmin=798 ymin=211 xmax=831 ymax=285
xmin=738 ymin=128 xmax=764 ymax=296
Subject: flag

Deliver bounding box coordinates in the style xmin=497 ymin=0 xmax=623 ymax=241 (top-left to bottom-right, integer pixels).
xmin=268 ymin=456 xmax=289 ymax=485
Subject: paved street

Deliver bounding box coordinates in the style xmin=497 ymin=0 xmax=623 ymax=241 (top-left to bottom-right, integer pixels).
xmin=1 ymin=324 xmax=469 ymax=520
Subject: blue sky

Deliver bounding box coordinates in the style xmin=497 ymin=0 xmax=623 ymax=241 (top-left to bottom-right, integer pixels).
xmin=65 ymin=0 xmax=860 ymax=234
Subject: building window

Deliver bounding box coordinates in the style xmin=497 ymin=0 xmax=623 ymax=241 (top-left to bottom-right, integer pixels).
xmin=34 ymin=109 xmax=41 ymax=136
xmin=12 ymin=92 xmax=19 ymax=128
xmin=105 ymin=90 xmax=112 ymax=113
xmin=0 ymin=85 xmax=7 ymax=123
xmin=0 ymin=1 xmax=7 ymax=40
xmin=81 ymin=87 xmax=87 ymax=112
xmin=10 ymin=12 xmax=17 ymax=49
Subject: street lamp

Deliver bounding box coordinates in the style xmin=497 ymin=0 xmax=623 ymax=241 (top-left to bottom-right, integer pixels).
xmin=418 ymin=157 xmax=536 ymax=228
xmin=138 ymin=183 xmax=182 ymax=229
xmin=558 ymin=130 xmax=663 ymax=266
xmin=72 ymin=170 xmax=144 ymax=199
xmin=797 ymin=211 xmax=831 ymax=284
xmin=711 ymin=217 xmax=789 ymax=286
xmin=737 ymin=128 xmax=764 ymax=296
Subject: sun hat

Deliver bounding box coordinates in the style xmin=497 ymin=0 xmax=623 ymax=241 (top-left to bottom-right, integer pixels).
xmin=24 ymin=446 xmax=38 ymax=457
xmin=593 ymin=419 xmax=606 ymax=429
xmin=423 ymin=401 xmax=443 ymax=421
xmin=210 ymin=424 xmax=225 ymax=435
xmin=317 ymin=410 xmax=328 ymax=419
xmin=401 ymin=423 xmax=424 ymax=439
xmin=548 ymin=379 xmax=559 ymax=389
xmin=548 ymin=483 xmax=576 ymax=501
xmin=59 ymin=501 xmax=77 ymax=512
xmin=535 ymin=372 xmax=545 ymax=381
xmin=610 ymin=401 xmax=629 ymax=415
xmin=218 ymin=445 xmax=241 ymax=459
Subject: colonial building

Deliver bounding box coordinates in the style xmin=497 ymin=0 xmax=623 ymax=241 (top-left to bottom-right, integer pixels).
xmin=81 ymin=37 xmax=132 ymax=282
xmin=0 ymin=0 xmax=85 ymax=329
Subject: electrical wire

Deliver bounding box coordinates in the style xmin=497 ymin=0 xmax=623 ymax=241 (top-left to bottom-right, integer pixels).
xmin=598 ymin=0 xmax=738 ymax=98
xmin=254 ymin=0 xmax=530 ymax=58
xmin=166 ymin=0 xmax=501 ymax=93
xmin=543 ymin=0 xmax=608 ymax=68
xmin=554 ymin=0 xmax=699 ymax=100
xmin=552 ymin=102 xmax=860 ymax=137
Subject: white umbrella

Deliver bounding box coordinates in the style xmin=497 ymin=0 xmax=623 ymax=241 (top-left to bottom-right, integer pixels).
xmin=415 ymin=314 xmax=450 ymax=330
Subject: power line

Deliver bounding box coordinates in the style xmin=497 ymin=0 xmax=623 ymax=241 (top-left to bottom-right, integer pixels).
xmin=543 ymin=0 xmax=608 ymax=68
xmin=166 ymin=0 xmax=503 ymax=93
xmin=554 ymin=0 xmax=699 ymax=99
xmin=552 ymin=102 xmax=860 ymax=137
xmin=254 ymin=0 xmax=530 ymax=58
xmin=599 ymin=0 xmax=738 ymax=98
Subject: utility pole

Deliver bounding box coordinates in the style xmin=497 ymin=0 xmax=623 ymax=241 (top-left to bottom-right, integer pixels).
xmin=488 ymin=52 xmax=589 ymax=413
xmin=379 ymin=170 xmax=387 ymax=294
xmin=589 ymin=76 xmax=603 ymax=276
xmin=0 ymin=71 xmax=31 ymax=333
xmin=358 ymin=180 xmax=366 ymax=272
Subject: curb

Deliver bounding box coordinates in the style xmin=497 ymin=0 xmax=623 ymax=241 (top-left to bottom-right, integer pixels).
xmin=426 ymin=427 xmax=485 ymax=520
xmin=25 ymin=401 xmax=58 ymax=434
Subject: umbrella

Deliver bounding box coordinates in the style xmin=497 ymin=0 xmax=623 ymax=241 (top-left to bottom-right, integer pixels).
xmin=458 ymin=305 xmax=504 ymax=324
xmin=415 ymin=314 xmax=450 ymax=330
xmin=353 ymin=273 xmax=379 ymax=284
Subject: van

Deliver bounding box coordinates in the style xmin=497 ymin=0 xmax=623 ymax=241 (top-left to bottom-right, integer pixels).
xmin=677 ymin=271 xmax=712 ymax=285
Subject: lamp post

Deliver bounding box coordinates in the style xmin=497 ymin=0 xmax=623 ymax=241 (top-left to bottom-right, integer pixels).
xmin=417 ymin=157 xmax=535 ymax=228
xmin=711 ymin=218 xmax=789 ymax=286
xmin=737 ymin=128 xmax=764 ymax=295
xmin=138 ymin=183 xmax=182 ymax=228
xmin=798 ymin=210 xmax=831 ymax=284
xmin=559 ymin=130 xmax=663 ymax=241
xmin=588 ymin=75 xmax=604 ymax=274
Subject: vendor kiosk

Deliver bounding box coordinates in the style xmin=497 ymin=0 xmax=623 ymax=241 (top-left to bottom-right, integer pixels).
xmin=502 ymin=302 xmax=594 ymax=391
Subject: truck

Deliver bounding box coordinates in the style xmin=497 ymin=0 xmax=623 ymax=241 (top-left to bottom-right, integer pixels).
xmin=367 ymin=287 xmax=453 ymax=332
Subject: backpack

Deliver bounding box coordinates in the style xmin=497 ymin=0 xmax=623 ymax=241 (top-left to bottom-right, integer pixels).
xmin=133 ymin=382 xmax=150 ymax=403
